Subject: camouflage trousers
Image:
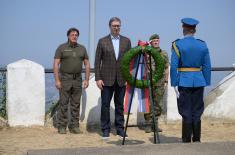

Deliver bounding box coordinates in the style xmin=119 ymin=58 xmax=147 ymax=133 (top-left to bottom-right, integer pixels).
xmin=144 ymin=84 xmax=166 ymax=121
xmin=57 ymin=73 xmax=82 ymax=129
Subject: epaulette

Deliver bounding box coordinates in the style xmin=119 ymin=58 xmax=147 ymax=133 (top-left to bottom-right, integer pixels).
xmin=197 ymin=39 xmax=205 ymax=42
xmin=171 ymin=39 xmax=180 ymax=49
xmin=172 ymin=39 xmax=180 ymax=43
xmin=171 ymin=39 xmax=180 ymax=58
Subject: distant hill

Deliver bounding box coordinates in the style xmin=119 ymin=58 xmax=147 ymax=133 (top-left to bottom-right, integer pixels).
xmin=45 ymin=74 xmax=59 ymax=111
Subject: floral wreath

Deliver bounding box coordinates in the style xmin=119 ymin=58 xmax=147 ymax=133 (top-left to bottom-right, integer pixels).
xmin=121 ymin=43 xmax=165 ymax=89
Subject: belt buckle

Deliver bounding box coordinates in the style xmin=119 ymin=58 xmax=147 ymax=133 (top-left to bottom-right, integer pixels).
xmin=73 ymin=74 xmax=76 ymax=79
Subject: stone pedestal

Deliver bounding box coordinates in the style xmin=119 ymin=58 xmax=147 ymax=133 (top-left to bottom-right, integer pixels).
xmin=166 ymin=68 xmax=181 ymax=121
xmin=204 ymin=71 xmax=235 ymax=119
xmin=7 ymin=59 xmax=45 ymax=126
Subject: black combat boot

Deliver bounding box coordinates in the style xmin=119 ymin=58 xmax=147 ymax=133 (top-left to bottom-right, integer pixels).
xmin=145 ymin=122 xmax=163 ymax=133
xmin=192 ymin=121 xmax=201 ymax=142
xmin=151 ymin=121 xmax=163 ymax=133
xmin=145 ymin=122 xmax=152 ymax=133
xmin=58 ymin=127 xmax=67 ymax=134
xmin=69 ymin=127 xmax=83 ymax=134
xmin=144 ymin=113 xmax=152 ymax=133
xmin=182 ymin=121 xmax=192 ymax=143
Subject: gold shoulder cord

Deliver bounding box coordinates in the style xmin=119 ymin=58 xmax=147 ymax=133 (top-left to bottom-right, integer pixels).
xmin=172 ymin=42 xmax=180 ymax=58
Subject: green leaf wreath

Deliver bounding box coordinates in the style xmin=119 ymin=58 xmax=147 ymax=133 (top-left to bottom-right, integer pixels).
xmin=121 ymin=46 xmax=165 ymax=89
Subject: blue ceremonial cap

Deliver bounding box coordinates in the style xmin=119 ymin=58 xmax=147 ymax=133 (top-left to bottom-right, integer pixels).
xmin=181 ymin=18 xmax=199 ymax=26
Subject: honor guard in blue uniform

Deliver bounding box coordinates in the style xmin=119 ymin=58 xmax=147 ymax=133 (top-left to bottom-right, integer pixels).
xmin=170 ymin=18 xmax=211 ymax=143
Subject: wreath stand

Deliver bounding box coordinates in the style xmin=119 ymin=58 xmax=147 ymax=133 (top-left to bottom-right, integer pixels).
xmin=122 ymin=42 xmax=161 ymax=145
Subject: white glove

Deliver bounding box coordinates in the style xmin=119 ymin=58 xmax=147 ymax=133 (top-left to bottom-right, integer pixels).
xmin=174 ymin=86 xmax=180 ymax=98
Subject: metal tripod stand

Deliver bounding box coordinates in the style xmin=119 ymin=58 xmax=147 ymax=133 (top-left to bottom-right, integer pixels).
xmin=122 ymin=48 xmax=160 ymax=145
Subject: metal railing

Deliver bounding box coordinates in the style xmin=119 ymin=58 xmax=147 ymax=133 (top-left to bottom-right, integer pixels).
xmin=0 ymin=68 xmax=95 ymax=73
xmin=0 ymin=67 xmax=235 ymax=73
xmin=0 ymin=66 xmax=234 ymax=118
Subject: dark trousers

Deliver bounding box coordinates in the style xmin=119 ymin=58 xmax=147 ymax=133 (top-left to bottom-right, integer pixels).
xmin=177 ymin=86 xmax=204 ymax=123
xmin=57 ymin=73 xmax=82 ymax=128
xmin=177 ymin=86 xmax=204 ymax=142
xmin=101 ymin=81 xmax=126 ymax=133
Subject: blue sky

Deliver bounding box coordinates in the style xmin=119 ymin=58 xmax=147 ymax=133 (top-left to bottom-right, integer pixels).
xmin=0 ymin=0 xmax=235 ymax=68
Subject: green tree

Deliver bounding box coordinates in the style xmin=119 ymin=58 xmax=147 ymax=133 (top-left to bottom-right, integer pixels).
xmin=0 ymin=72 xmax=7 ymax=119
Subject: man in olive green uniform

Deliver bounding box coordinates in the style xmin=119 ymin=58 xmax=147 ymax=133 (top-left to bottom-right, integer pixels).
xmin=53 ymin=27 xmax=90 ymax=134
xmin=144 ymin=34 xmax=169 ymax=133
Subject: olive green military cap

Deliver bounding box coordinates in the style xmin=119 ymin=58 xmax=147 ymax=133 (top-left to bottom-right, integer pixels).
xmin=149 ymin=34 xmax=159 ymax=41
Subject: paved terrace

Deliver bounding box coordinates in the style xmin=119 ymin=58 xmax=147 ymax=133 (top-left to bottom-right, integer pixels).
xmin=28 ymin=141 xmax=235 ymax=155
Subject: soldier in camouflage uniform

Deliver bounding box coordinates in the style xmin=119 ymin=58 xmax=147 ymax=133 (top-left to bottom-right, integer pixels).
xmin=53 ymin=28 xmax=90 ymax=134
xmin=144 ymin=34 xmax=169 ymax=133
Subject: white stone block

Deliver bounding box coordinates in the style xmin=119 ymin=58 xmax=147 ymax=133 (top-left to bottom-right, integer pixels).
xmin=204 ymin=71 xmax=235 ymax=119
xmin=166 ymin=67 xmax=182 ymax=121
xmin=7 ymin=59 xmax=45 ymax=126
xmin=80 ymin=75 xmax=103 ymax=125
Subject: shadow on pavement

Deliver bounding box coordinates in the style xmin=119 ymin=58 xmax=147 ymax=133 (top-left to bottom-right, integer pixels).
xmin=149 ymin=134 xmax=181 ymax=144
xmin=107 ymin=139 xmax=145 ymax=145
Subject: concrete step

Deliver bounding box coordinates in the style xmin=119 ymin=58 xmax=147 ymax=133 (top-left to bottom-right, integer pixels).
xmin=28 ymin=141 xmax=235 ymax=155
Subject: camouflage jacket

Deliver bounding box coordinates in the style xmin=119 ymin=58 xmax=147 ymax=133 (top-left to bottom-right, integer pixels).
xmin=150 ymin=49 xmax=169 ymax=88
